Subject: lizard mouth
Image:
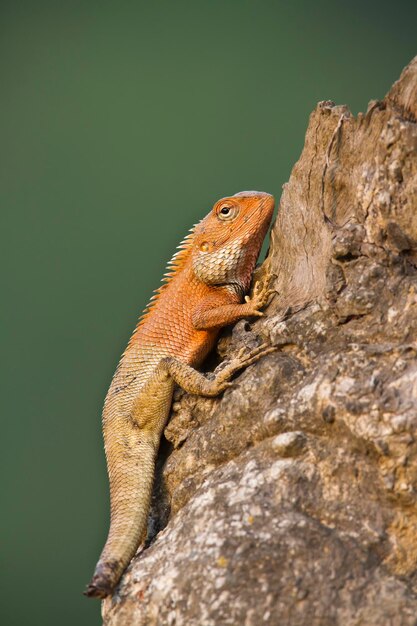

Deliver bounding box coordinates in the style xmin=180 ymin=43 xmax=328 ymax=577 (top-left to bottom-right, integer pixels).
xmin=241 ymin=199 xmax=274 ymax=243
xmin=249 ymin=195 xmax=275 ymax=222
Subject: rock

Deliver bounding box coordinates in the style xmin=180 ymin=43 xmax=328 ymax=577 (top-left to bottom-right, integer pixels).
xmin=271 ymin=431 xmax=307 ymax=457
xmin=103 ymin=56 xmax=417 ymax=625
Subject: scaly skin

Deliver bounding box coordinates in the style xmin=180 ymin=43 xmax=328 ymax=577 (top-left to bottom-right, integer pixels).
xmin=85 ymin=191 xmax=275 ymax=598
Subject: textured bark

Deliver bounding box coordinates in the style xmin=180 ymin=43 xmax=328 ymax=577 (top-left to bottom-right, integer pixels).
xmin=102 ymin=57 xmax=417 ymax=626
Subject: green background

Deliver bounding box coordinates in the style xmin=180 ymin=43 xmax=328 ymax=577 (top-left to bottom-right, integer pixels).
xmin=1 ymin=1 xmax=416 ymax=624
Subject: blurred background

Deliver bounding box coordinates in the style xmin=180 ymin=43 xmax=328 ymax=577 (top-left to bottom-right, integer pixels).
xmin=1 ymin=1 xmax=416 ymax=624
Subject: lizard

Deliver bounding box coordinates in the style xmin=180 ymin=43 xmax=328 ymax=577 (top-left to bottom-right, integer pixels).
xmin=85 ymin=190 xmax=276 ymax=598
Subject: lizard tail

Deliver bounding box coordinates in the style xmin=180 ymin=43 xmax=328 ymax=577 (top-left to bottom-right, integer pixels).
xmin=85 ymin=420 xmax=158 ymax=598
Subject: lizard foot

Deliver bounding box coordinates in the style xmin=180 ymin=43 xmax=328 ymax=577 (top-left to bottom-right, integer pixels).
xmin=244 ymin=278 xmax=275 ymax=317
xmin=216 ymin=343 xmax=277 ymax=385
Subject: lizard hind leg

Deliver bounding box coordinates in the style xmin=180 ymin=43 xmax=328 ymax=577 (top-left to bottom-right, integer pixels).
xmin=161 ymin=343 xmax=277 ymax=398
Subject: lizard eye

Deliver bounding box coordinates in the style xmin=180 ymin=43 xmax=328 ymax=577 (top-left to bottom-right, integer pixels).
xmin=217 ymin=205 xmax=239 ymax=221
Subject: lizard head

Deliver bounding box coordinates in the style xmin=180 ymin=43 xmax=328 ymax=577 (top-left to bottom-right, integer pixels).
xmin=192 ymin=191 xmax=275 ymax=291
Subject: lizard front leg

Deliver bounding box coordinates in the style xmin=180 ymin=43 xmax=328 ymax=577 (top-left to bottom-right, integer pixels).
xmin=192 ymin=278 xmax=274 ymax=330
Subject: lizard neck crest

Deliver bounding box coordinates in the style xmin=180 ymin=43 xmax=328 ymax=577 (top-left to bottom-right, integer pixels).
xmin=126 ymin=223 xmax=198 ymax=344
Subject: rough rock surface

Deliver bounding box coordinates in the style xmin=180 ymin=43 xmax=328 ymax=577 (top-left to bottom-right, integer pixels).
xmin=102 ymin=57 xmax=417 ymax=625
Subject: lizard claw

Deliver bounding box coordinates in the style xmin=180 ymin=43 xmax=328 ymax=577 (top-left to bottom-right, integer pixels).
xmin=217 ymin=343 xmax=278 ymax=385
xmin=219 ymin=381 xmax=234 ymax=393
xmin=245 ymin=278 xmax=275 ymax=317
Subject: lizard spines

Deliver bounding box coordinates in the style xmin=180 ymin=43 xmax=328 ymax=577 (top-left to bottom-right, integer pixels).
xmin=124 ymin=223 xmax=199 ymax=350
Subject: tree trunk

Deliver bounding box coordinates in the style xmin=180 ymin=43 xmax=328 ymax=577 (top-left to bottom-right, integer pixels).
xmin=102 ymin=57 xmax=417 ymax=626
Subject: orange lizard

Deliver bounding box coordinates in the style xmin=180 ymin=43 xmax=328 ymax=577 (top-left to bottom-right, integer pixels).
xmin=85 ymin=191 xmax=275 ymax=598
